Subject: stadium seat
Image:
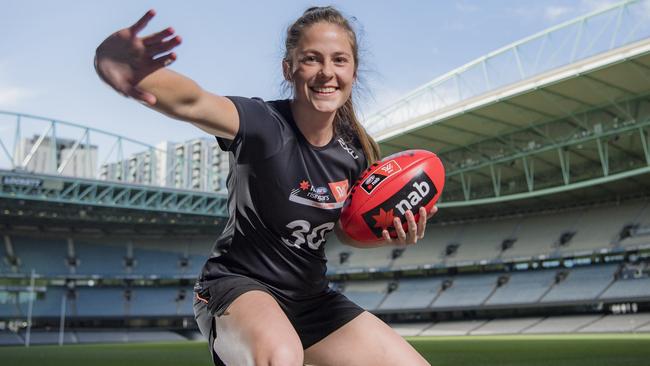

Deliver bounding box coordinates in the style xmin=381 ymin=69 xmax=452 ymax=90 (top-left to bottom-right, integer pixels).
xmin=540 ymin=264 xmax=618 ymax=303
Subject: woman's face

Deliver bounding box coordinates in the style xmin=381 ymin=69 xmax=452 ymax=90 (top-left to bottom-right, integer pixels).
xmin=286 ymin=22 xmax=356 ymax=115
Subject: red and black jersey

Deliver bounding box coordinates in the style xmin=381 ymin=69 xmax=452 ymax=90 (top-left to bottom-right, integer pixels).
xmin=196 ymin=97 xmax=366 ymax=298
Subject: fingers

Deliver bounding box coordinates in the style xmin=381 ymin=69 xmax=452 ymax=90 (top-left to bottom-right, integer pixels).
xmin=143 ymin=27 xmax=175 ymax=46
xmin=382 ymin=229 xmax=392 ymax=242
xmin=393 ymin=217 xmax=407 ymax=244
xmin=152 ymin=52 xmax=177 ymax=69
xmin=427 ymin=205 xmax=439 ymax=219
xmin=388 ymin=211 xmax=418 ymax=246
xmin=130 ymin=9 xmax=156 ymax=35
xmin=145 ymin=35 xmax=182 ymax=58
xmin=417 ymin=207 xmax=427 ymax=239
xmin=405 ymin=210 xmax=418 ymax=241
xmin=381 ymin=206 xmax=439 ymax=247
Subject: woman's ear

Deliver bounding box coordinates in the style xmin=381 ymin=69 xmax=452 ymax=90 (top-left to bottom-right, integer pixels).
xmin=282 ymin=59 xmax=292 ymax=82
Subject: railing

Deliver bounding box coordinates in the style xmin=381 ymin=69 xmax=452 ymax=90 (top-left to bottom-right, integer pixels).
xmin=364 ymin=0 xmax=650 ymax=137
xmin=0 ymin=111 xmax=227 ymax=192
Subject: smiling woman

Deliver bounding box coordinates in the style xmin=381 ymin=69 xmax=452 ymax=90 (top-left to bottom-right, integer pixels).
xmin=285 ymin=22 xmax=356 ymax=115
xmin=94 ymin=5 xmax=434 ymax=366
xmin=283 ymin=9 xmax=380 ymax=159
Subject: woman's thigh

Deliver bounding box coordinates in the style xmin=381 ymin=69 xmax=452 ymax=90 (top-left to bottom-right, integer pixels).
xmin=212 ymin=290 xmax=303 ymax=366
xmin=303 ymin=311 xmax=430 ymax=366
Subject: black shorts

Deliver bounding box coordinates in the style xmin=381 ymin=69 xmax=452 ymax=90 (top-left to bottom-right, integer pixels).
xmin=193 ymin=275 xmax=364 ymax=366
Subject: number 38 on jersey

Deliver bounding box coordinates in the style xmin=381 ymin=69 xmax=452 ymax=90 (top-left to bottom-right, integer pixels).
xmin=281 ymin=220 xmax=335 ymax=250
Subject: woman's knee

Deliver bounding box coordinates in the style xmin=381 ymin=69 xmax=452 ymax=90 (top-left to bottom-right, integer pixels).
xmin=212 ymin=290 xmax=303 ymax=365
xmin=254 ymin=340 xmax=304 ymax=366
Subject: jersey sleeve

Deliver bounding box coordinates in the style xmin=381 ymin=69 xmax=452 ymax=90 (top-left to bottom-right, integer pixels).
xmin=216 ymin=96 xmax=287 ymax=163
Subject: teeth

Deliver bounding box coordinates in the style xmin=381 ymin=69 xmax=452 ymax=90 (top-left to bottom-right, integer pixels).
xmin=313 ymin=87 xmax=336 ymax=93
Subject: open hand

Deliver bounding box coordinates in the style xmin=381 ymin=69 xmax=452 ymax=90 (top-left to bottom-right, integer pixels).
xmin=381 ymin=206 xmax=438 ymax=246
xmin=94 ymin=9 xmax=181 ymax=105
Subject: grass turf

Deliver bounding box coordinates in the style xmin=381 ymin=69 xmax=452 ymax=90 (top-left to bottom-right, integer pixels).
xmin=1 ymin=333 xmax=648 ymax=365
xmin=408 ymin=334 xmax=650 ymax=366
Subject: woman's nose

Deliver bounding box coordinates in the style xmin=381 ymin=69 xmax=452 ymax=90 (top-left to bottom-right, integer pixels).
xmin=318 ymin=61 xmax=334 ymax=78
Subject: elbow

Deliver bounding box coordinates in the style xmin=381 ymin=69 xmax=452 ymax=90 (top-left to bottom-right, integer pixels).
xmin=167 ymin=88 xmax=203 ymax=120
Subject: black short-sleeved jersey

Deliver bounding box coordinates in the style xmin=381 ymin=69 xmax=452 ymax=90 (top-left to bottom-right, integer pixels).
xmin=195 ymin=97 xmax=366 ymax=298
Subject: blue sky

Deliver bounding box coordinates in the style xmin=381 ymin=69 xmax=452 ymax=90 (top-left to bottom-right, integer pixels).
xmin=0 ymin=0 xmax=620 ymax=148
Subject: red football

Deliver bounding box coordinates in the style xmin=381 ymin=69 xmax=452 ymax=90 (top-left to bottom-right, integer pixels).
xmin=340 ymin=149 xmax=445 ymax=244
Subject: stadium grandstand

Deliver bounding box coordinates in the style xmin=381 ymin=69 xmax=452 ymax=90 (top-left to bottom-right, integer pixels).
xmin=2 ymin=0 xmax=650 ymax=361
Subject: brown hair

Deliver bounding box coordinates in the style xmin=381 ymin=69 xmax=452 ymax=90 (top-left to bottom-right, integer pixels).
xmin=283 ymin=6 xmax=381 ymax=165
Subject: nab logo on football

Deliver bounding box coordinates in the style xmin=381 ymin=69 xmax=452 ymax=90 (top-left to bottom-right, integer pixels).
xmin=361 ymin=170 xmax=437 ymax=237
xmin=395 ymin=181 xmax=430 ymax=215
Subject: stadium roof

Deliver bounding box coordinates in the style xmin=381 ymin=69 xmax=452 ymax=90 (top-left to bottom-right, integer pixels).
xmin=2 ymin=1 xmax=650 ymax=225
xmin=364 ymin=0 xmax=650 ymax=212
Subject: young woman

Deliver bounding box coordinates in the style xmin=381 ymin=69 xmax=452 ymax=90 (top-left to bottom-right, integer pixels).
xmin=95 ymin=6 xmax=436 ymax=365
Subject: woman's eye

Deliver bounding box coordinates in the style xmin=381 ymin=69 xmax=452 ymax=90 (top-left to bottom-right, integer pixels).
xmin=302 ymin=56 xmax=317 ymax=63
xmin=334 ymin=57 xmax=348 ymax=64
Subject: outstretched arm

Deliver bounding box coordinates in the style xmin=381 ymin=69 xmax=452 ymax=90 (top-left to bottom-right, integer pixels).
xmin=94 ymin=9 xmax=238 ymax=139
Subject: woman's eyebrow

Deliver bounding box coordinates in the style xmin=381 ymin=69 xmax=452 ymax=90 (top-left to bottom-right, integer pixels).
xmin=299 ymin=49 xmax=351 ymax=57
xmin=299 ymin=49 xmax=323 ymax=54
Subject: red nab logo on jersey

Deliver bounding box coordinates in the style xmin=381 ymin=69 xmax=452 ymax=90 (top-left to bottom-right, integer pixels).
xmin=361 ymin=160 xmax=402 ymax=194
xmin=328 ymin=179 xmax=349 ymax=203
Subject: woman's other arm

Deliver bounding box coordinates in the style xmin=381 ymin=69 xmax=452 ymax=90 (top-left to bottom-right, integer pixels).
xmin=335 ymin=206 xmax=438 ymax=248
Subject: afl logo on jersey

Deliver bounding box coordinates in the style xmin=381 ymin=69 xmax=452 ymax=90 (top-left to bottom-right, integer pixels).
xmin=288 ymin=179 xmax=349 ymax=210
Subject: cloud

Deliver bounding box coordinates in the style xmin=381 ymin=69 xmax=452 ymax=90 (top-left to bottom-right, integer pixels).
xmin=359 ymin=86 xmax=405 ymax=120
xmin=443 ymin=21 xmax=467 ymax=31
xmin=544 ymin=5 xmax=573 ymax=21
xmin=0 ymin=87 xmax=33 ymax=108
xmin=643 ymin=0 xmax=650 ymax=21
xmin=0 ymin=61 xmax=35 ymax=108
xmin=580 ymin=0 xmax=620 ymax=13
xmin=510 ymin=0 xmax=622 ymax=24
xmin=455 ymin=1 xmax=479 ymax=13
xmin=363 ymin=81 xmax=462 ymax=136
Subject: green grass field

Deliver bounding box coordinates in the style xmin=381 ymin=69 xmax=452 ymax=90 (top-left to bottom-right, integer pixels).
xmin=1 ymin=334 xmax=648 ymax=365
